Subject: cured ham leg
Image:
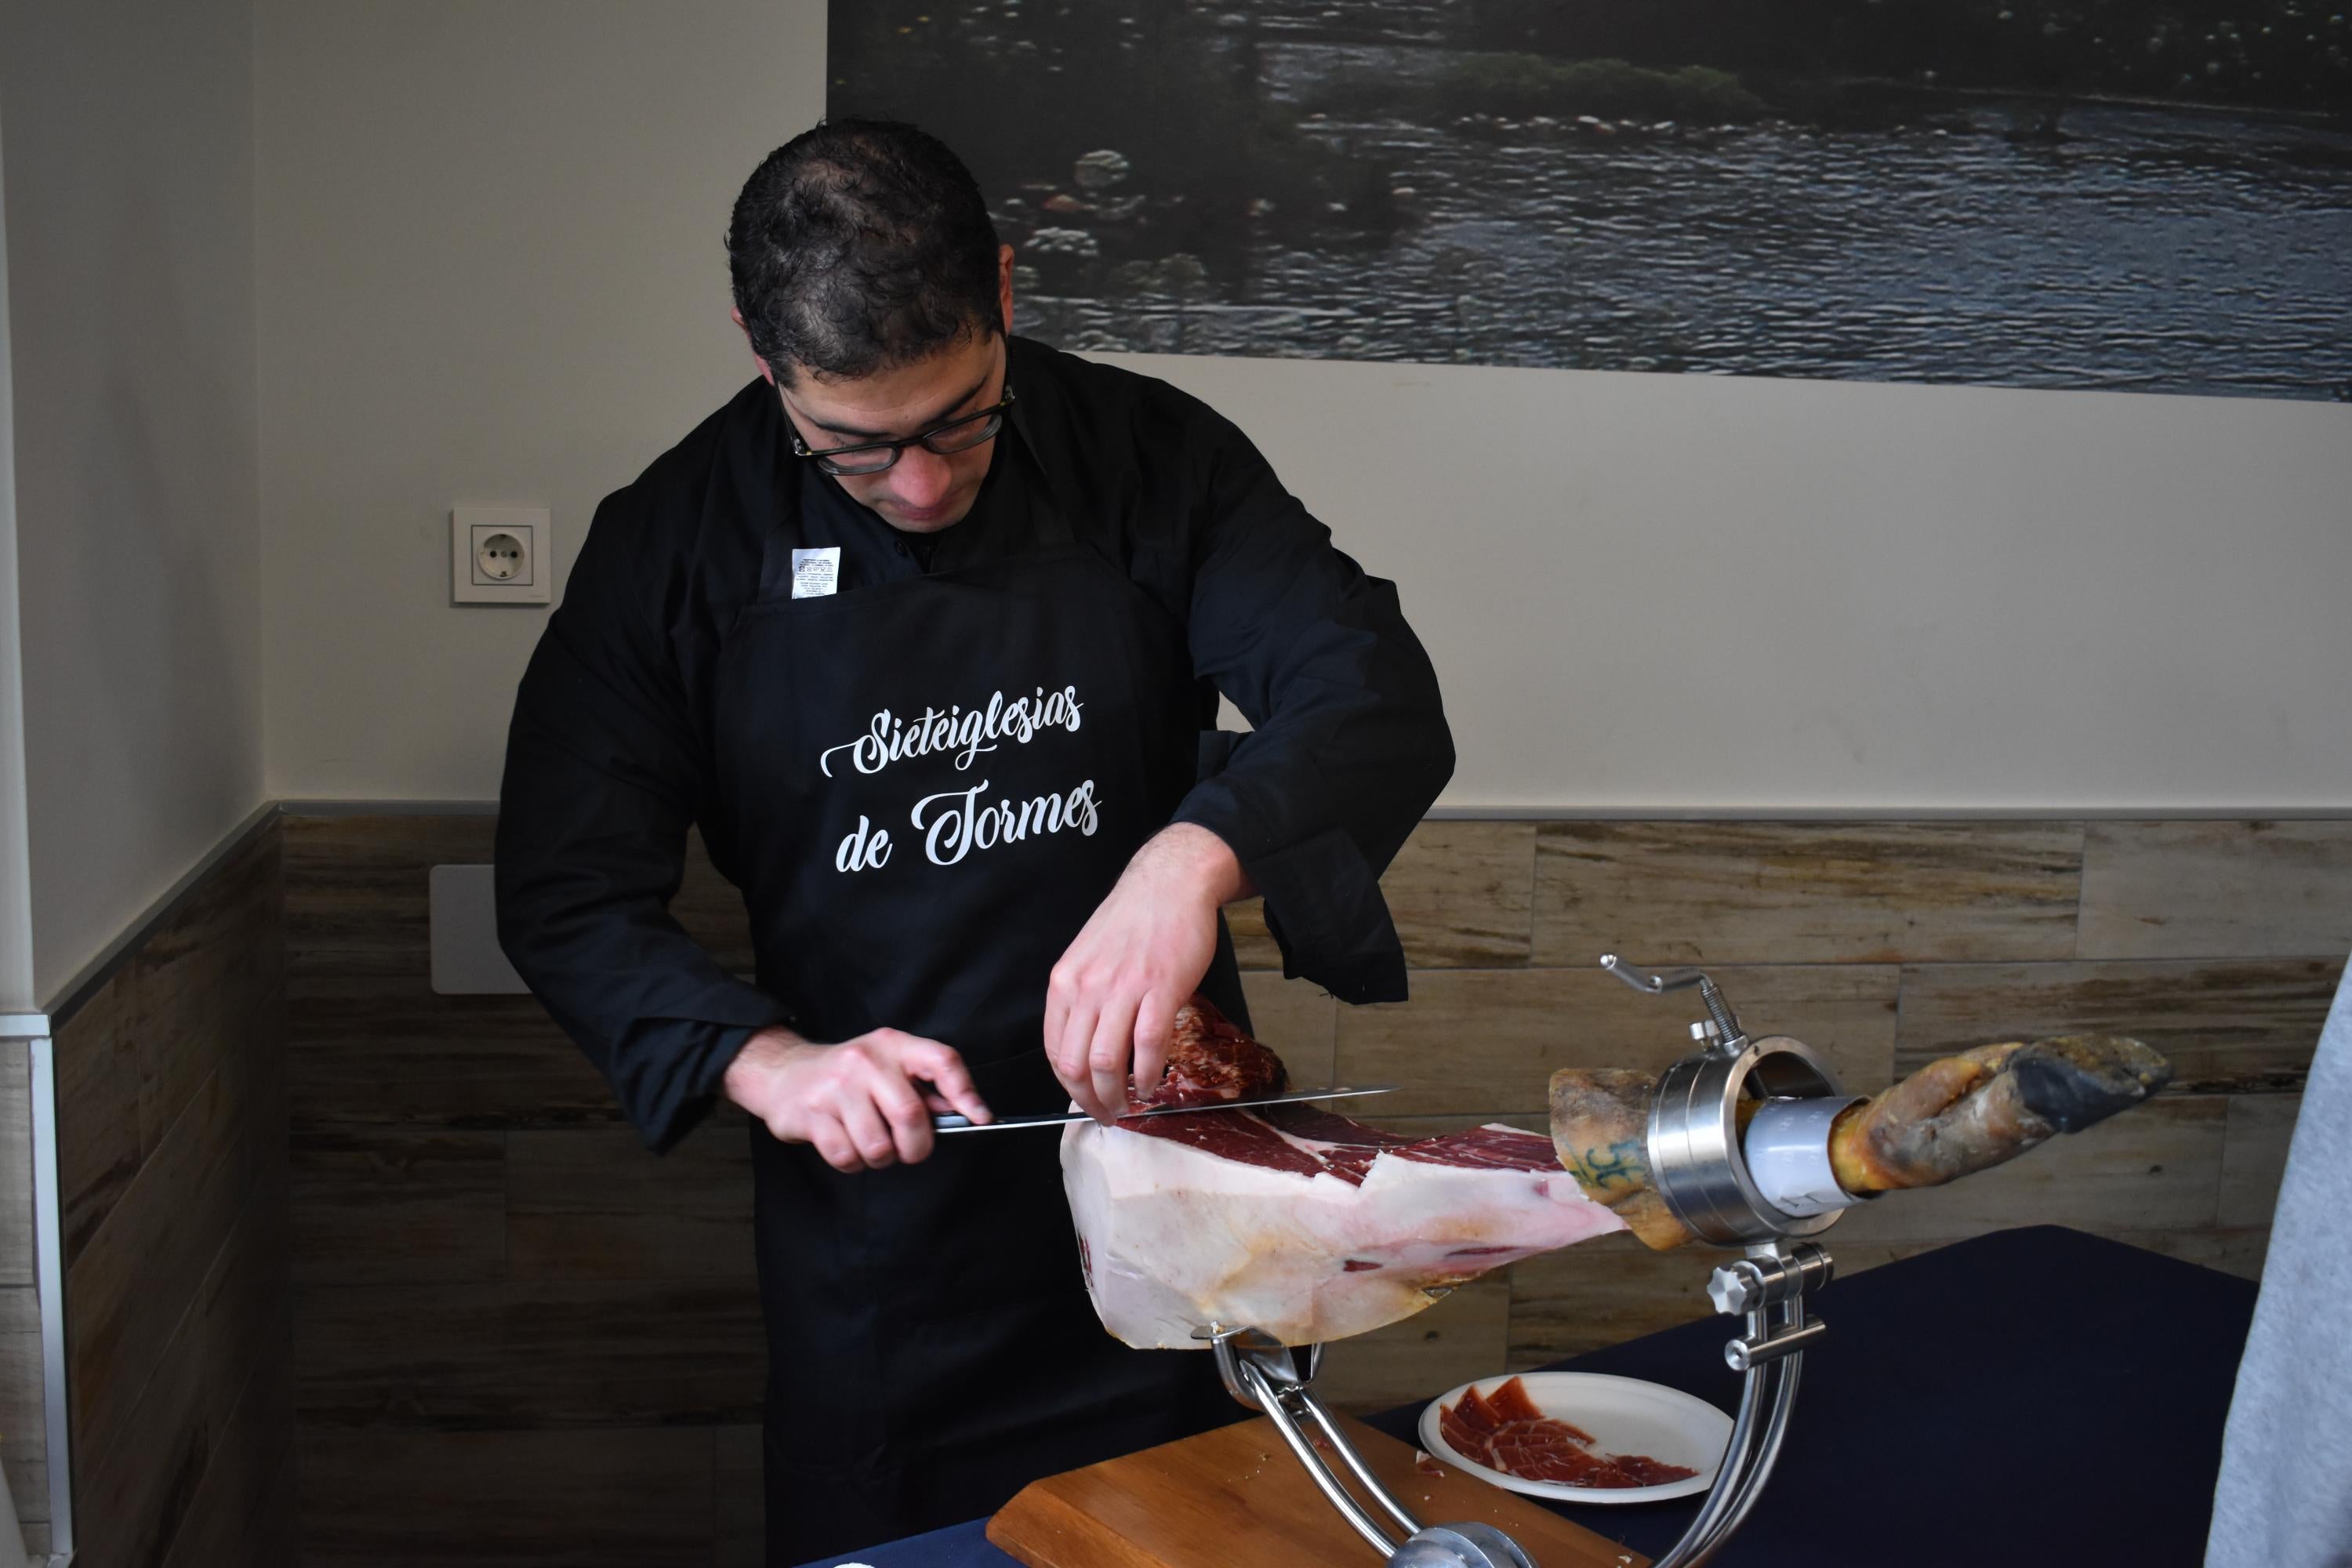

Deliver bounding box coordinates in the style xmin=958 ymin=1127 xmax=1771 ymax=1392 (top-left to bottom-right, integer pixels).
xmin=1062 ymin=998 xmax=1621 ymax=1348
xmin=1550 ymin=1034 xmax=2172 ymax=1250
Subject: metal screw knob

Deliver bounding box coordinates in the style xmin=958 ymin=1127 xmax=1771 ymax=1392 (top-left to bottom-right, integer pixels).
xmin=1708 ymin=1263 xmax=1763 ymax=1316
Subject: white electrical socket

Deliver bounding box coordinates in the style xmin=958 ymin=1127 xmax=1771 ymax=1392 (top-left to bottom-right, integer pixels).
xmin=451 ymin=506 xmax=552 ymax=605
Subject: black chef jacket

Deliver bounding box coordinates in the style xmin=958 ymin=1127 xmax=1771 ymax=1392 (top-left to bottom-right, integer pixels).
xmin=495 ymin=333 xmax=1454 ymax=1151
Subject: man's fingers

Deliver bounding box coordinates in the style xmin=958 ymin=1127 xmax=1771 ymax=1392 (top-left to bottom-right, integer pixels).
xmin=873 ymin=1076 xmax=935 ymax=1166
xmin=1043 ymin=981 xmax=1073 ymax=1083
xmin=837 ymin=1094 xmax=898 ymax=1170
xmin=1057 ymin=999 xmax=1106 ymax=1121
xmin=801 ymin=1111 xmax=860 ymax=1173
xmin=908 ymin=1041 xmax=991 ymax=1124
xmin=1131 ymin=989 xmax=1177 ymax=1103
xmin=1087 ymin=991 xmax=1140 ymax=1123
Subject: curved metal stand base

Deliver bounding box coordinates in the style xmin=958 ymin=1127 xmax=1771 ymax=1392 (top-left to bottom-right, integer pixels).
xmin=1650 ymin=1241 xmax=1832 ymax=1568
xmin=1391 ymin=1523 xmax=1540 ymax=1568
xmin=1199 ymin=1326 xmax=1536 ymax=1566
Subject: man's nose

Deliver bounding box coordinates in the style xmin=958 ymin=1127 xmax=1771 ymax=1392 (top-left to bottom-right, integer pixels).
xmin=893 ymin=446 xmax=954 ymax=506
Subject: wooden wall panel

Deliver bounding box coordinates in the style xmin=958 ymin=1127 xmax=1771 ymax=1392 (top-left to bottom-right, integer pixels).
xmin=1239 ymin=971 xmax=1338 ymax=1083
xmin=715 ymin=1424 xmax=766 ymax=1568
xmin=74 ymin=1287 xmax=215 ymax=1566
xmin=69 ymin=1051 xmax=268 ymax=1477
xmin=2123 ymin=1227 xmax=2273 ymax=1281
xmin=0 ymin=1058 xmax=29 ymax=1292
xmin=1312 ymin=1272 xmax=1512 ymax=1412
xmin=1532 ymin=820 xmax=2085 ymax=966
xmin=1510 ymin=1236 xmax=1961 ymax=1374
xmin=2078 ymin=820 xmax=2352 ymax=960
xmin=292 ymin=1128 xmax=508 ymax=1285
xmin=53 ymin=814 xmax=291 ymax=1566
xmin=1828 ymin=1095 xmax=2230 ymax=1245
xmin=285 ymin=813 xmax=495 ymax=977
xmin=196 ymin=1192 xmax=296 ymax=1449
xmin=299 ymin=1427 xmax=716 ymax=1567
xmin=2218 ymin=1094 xmax=2304 ymax=1229
xmin=284 ymin=811 xmax=2345 ymax=1552
xmin=158 ymin=1359 xmax=299 ymax=1568
xmin=1381 ymin=821 xmax=1541 ymax=967
xmin=506 ymin=1125 xmax=757 ymax=1281
xmin=296 ymin=1279 xmax=764 ymax=1430
xmin=1894 ymin=957 xmax=2342 ymax=1094
xmin=289 ymin=979 xmax=615 ymax=1127
xmin=1225 ymin=821 xmax=1539 ymax=971
xmin=289 ymin=814 xmax=762 ymax=1561
xmin=132 ymin=829 xmax=285 ymax=1147
xmin=0 ymin=1288 xmax=42 ymax=1543
xmin=1508 ymin=1231 xmax=1733 ymax=1366
xmin=1225 ymin=896 xmax=1279 ymax=969
xmin=52 ymin=971 xmax=137 ymax=1267
xmin=1334 ymin=964 xmax=1898 ymax=1117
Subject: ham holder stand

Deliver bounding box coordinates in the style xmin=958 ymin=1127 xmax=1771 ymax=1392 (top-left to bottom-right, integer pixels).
xmin=1197 ymin=954 xmax=1856 ymax=1568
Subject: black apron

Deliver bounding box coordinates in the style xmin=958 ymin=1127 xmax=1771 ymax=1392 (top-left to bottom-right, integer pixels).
xmin=713 ymin=475 xmax=1244 ymax=1564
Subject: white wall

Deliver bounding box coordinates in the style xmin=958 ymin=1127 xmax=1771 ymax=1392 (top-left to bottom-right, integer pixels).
xmin=256 ymin=0 xmax=831 ymax=802
xmin=0 ymin=129 xmax=33 ymax=1011
xmin=1129 ymin=354 xmax=2352 ymax=812
xmin=2 ymin=0 xmax=266 ymax=1004
xmin=256 ymin=2 xmax=2352 ymax=813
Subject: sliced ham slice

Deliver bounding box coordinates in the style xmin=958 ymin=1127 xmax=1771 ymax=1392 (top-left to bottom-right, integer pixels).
xmin=1062 ymin=997 xmax=1622 ymax=1348
xmin=1439 ymin=1376 xmax=1697 ymax=1490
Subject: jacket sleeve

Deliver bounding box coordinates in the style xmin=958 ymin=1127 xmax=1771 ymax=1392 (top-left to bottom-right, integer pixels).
xmin=1167 ymin=407 xmax=1456 ymax=1004
xmin=495 ymin=487 xmax=789 ymax=1151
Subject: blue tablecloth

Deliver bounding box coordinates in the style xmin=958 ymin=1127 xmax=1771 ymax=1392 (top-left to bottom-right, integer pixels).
xmin=795 ymin=1226 xmax=2257 ymax=1567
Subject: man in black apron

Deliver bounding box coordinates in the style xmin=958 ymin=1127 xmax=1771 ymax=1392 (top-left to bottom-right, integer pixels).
xmin=495 ymin=120 xmax=1453 ymax=1566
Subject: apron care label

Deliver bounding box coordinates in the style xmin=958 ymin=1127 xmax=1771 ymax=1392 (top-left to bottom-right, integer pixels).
xmin=819 ymin=686 xmax=1102 ymax=873
xmin=790 ymin=546 xmax=841 ymax=598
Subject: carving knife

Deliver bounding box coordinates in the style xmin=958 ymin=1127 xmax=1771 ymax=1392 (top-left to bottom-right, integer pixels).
xmin=933 ymin=1084 xmax=1397 ymax=1133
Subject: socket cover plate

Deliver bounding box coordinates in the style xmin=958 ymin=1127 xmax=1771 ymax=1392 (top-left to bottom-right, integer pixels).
xmin=452 ymin=506 xmax=552 ymax=604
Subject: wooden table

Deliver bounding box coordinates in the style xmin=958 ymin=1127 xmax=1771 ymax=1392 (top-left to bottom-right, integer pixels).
xmin=792 ymin=1228 xmax=2259 ymax=1568
xmin=985 ymin=1409 xmax=1641 ymax=1567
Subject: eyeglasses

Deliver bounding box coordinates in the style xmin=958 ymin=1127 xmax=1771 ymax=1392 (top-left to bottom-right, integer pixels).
xmin=786 ymin=384 xmax=1016 ymax=476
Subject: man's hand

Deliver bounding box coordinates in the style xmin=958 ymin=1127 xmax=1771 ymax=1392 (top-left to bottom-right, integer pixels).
xmin=1046 ymin=823 xmax=1255 ymax=1123
xmin=723 ymin=1025 xmax=992 ymax=1172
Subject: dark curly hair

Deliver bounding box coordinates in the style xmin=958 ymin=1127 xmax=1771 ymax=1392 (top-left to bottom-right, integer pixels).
xmin=726 ymin=119 xmax=1003 ymax=387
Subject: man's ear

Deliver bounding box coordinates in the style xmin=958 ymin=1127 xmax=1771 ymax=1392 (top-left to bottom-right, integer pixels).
xmin=996 ymin=244 xmax=1016 ymax=335
xmin=730 ymin=307 xmax=775 ymax=385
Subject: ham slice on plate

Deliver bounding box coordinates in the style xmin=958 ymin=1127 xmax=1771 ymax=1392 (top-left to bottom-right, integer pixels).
xmin=1439 ymin=1376 xmax=1697 ymax=1489
xmin=1062 ymin=997 xmax=1623 ymax=1348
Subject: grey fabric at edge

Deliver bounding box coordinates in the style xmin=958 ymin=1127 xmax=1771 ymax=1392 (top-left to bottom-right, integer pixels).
xmin=2204 ymin=950 xmax=2352 ymax=1568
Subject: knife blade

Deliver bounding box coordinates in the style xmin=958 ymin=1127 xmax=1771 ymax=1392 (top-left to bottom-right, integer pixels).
xmin=932 ymin=1084 xmax=1397 ymax=1133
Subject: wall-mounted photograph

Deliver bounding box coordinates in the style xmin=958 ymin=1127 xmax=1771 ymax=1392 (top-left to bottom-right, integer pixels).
xmin=830 ymin=0 xmax=2352 ymax=399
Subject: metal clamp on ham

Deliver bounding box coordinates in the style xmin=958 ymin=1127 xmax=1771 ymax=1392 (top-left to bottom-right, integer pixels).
xmin=1550 ymin=952 xmax=2173 ymax=1567
xmin=1582 ymin=953 xmax=1856 ymax=1568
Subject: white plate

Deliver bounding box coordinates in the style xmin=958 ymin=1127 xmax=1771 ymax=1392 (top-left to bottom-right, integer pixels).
xmin=1417 ymin=1371 xmax=1732 ymax=1505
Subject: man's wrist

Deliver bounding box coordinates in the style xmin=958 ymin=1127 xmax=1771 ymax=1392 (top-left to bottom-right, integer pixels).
xmin=723 ymin=1024 xmax=808 ymax=1110
xmin=1139 ymin=822 xmax=1255 ymax=907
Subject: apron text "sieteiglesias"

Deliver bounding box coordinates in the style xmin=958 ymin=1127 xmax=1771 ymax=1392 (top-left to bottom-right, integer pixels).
xmin=819 ymin=685 xmax=1086 ymax=778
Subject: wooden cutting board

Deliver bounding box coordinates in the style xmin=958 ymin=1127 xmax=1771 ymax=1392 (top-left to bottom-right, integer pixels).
xmin=987 ymin=1411 xmax=1646 ymax=1568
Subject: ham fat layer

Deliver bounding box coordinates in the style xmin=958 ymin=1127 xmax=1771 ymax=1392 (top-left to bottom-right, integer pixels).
xmin=1061 ymin=999 xmax=1623 ymax=1348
